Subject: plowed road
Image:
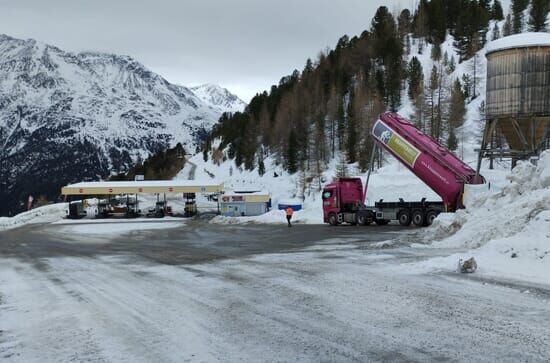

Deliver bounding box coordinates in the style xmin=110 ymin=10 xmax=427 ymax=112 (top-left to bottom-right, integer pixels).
xmin=1 ymin=221 xmax=549 ymax=362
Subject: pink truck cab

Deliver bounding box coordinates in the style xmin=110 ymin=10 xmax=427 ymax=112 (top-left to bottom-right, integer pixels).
xmin=322 ymin=178 xmax=368 ymax=225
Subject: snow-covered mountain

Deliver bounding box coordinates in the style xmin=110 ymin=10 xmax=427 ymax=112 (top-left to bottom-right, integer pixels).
xmin=0 ymin=34 xmax=239 ymax=215
xmin=190 ymin=84 xmax=246 ymax=114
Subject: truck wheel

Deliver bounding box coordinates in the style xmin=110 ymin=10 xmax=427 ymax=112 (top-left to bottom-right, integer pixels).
xmin=357 ymin=214 xmax=368 ymax=226
xmin=425 ymin=210 xmax=438 ymax=226
xmin=412 ymin=210 xmax=425 ymax=227
xmin=375 ymin=219 xmax=390 ymax=226
xmin=328 ymin=213 xmax=338 ymax=226
xmin=397 ymin=210 xmax=412 ymax=226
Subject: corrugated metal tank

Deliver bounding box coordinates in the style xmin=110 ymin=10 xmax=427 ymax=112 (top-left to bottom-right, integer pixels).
xmin=486 ymin=34 xmax=550 ymax=151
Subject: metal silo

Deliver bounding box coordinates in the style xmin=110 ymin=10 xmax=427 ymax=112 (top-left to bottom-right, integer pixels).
xmin=478 ymin=33 xmax=550 ymax=170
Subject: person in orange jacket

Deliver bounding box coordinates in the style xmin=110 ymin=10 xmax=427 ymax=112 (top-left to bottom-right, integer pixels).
xmin=285 ymin=207 xmax=293 ymax=227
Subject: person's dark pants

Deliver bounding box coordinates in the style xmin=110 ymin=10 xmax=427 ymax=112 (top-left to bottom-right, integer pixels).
xmin=286 ymin=215 xmax=292 ymax=227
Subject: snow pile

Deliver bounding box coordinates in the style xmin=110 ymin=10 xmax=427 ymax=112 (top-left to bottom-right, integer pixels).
xmin=0 ymin=203 xmax=68 ymax=231
xmin=415 ymin=151 xmax=550 ymax=285
xmin=211 ymin=207 xmax=322 ymax=225
xmin=56 ymin=219 xmax=184 ymax=236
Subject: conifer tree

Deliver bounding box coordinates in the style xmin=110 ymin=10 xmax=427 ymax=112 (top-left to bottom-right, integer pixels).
xmin=448 ymin=56 xmax=456 ymax=73
xmin=413 ymin=0 xmax=430 ymax=39
xmin=371 ymin=6 xmax=403 ymax=110
xmin=512 ymin=0 xmax=529 ymax=33
xmin=454 ymin=0 xmax=490 ymax=61
xmin=258 ymin=157 xmax=266 ymax=176
xmin=491 ymin=23 xmax=501 ymax=40
xmin=303 ymin=58 xmax=314 ymax=76
xmin=491 ymin=0 xmax=504 ymax=20
xmin=337 ymin=98 xmax=346 ymax=151
xmin=346 ymin=89 xmax=358 ymax=163
xmin=447 ymin=126 xmax=459 ymax=151
xmin=398 ymin=8 xmax=412 ymax=38
xmin=408 ymin=57 xmax=424 ymax=101
xmin=462 ymin=74 xmax=472 ymax=100
xmin=428 ymin=0 xmax=447 ymax=43
xmin=431 ymin=42 xmax=442 ymax=61
xmin=449 ymin=79 xmax=466 ymax=128
xmin=529 ymin=0 xmax=549 ymax=32
xmin=503 ymin=13 xmax=513 ymax=36
xmin=287 ymin=130 xmax=298 ymax=174
xmin=429 ymin=65 xmax=439 ymax=137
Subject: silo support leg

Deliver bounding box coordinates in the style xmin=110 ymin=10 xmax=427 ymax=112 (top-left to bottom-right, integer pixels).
xmin=477 ymin=119 xmax=497 ymax=177
xmin=511 ymin=119 xmax=529 ymax=150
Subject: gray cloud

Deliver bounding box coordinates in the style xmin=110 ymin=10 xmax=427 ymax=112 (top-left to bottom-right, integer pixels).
xmin=0 ymin=0 xmax=409 ymax=101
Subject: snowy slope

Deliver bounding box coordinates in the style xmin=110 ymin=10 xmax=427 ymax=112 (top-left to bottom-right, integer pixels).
xmin=190 ymin=84 xmax=246 ymax=114
xmin=0 ymin=34 xmax=241 ymax=215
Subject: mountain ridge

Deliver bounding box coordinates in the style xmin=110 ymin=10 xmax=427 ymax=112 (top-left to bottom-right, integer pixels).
xmin=0 ymin=33 xmax=240 ymax=215
xmin=190 ymin=83 xmax=246 ymax=114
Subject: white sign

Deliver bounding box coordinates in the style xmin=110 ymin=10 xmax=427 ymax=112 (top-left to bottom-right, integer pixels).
xmin=135 ymin=175 xmax=145 ymax=181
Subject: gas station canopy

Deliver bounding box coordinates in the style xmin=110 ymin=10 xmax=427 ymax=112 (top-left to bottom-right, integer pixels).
xmin=61 ymin=180 xmax=224 ymax=196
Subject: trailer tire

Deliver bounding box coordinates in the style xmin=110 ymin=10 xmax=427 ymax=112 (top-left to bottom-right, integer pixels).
xmin=397 ymin=210 xmax=412 ymax=226
xmin=328 ymin=213 xmax=338 ymax=226
xmin=357 ymin=214 xmax=369 ymax=226
xmin=412 ymin=210 xmax=425 ymax=227
xmin=425 ymin=210 xmax=438 ymax=226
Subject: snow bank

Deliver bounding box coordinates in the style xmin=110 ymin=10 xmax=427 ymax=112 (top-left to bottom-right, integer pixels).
xmin=416 ymin=151 xmax=550 ymax=285
xmin=0 ymin=203 xmax=68 ymax=231
xmin=57 ymin=220 xmax=184 ymax=236
xmin=211 ymin=206 xmax=322 ymax=225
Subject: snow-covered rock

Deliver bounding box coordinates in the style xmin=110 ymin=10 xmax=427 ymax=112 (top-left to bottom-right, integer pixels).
xmin=190 ymin=83 xmax=246 ymax=114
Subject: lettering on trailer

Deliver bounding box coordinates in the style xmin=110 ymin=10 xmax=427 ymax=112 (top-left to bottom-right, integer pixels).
xmin=373 ymin=120 xmax=420 ymax=168
xmin=420 ymin=160 xmax=450 ymax=185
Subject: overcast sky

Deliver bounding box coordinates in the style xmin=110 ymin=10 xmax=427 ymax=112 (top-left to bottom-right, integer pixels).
xmin=1 ymin=0 xmax=417 ymax=102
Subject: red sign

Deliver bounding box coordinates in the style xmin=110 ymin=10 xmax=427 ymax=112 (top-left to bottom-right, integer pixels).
xmin=231 ymin=196 xmax=244 ymax=202
xmin=168 ymin=187 xmax=174 ymax=192
xmin=79 ymin=188 xmax=83 ymax=193
xmin=138 ymin=188 xmax=143 ymax=193
xmin=108 ymin=188 xmax=113 ymax=193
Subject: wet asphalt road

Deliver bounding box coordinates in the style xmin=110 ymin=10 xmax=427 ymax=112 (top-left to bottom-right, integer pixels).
xmin=1 ymin=220 xmax=550 ymax=362
xmin=0 ymin=220 xmax=406 ymax=264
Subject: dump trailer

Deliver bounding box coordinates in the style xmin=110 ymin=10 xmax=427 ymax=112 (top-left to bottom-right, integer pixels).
xmin=323 ymin=112 xmax=486 ymax=227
